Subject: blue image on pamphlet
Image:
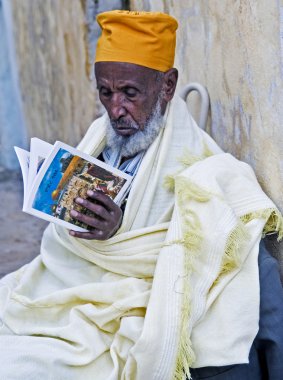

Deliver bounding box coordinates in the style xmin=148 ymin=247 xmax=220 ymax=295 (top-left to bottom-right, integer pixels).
xmin=33 ymin=149 xmax=73 ymax=215
xmin=32 ymin=148 xmax=126 ymax=229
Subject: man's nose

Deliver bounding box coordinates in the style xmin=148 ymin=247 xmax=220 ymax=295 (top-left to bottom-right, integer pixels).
xmin=109 ymin=93 xmax=127 ymax=120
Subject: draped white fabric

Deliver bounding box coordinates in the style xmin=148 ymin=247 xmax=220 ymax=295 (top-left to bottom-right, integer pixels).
xmin=0 ymin=96 xmax=279 ymax=379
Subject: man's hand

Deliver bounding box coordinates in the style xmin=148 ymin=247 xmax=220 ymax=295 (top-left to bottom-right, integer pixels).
xmin=69 ymin=190 xmax=122 ymax=240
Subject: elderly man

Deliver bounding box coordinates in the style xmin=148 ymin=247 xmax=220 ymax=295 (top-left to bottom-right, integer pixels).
xmin=0 ymin=10 xmax=283 ymax=380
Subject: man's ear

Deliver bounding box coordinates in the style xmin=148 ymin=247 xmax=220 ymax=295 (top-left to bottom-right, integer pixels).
xmin=162 ymin=68 xmax=178 ymax=102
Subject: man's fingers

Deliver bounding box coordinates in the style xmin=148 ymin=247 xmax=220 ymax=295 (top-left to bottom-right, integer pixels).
xmin=86 ymin=190 xmax=118 ymax=212
xmin=69 ymin=191 xmax=123 ymax=241
xmin=70 ymin=209 xmax=107 ymax=229
xmin=69 ymin=230 xmax=105 ymax=240
xmin=74 ymin=197 xmax=111 ymax=221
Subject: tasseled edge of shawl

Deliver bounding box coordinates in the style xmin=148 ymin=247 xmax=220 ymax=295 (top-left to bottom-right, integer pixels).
xmin=163 ymin=143 xmax=214 ymax=194
xmin=210 ymin=221 xmax=250 ymax=288
xmin=166 ymin=174 xmax=283 ymax=379
xmin=211 ymin=208 xmax=283 ymax=289
xmin=164 ymin=145 xmax=215 ymax=380
xmin=241 ymin=208 xmax=283 ymax=241
xmin=170 ymin=178 xmax=211 ymax=380
xmin=178 ymin=143 xmax=214 ymax=168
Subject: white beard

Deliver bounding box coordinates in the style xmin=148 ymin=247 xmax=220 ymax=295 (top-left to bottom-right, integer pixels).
xmin=106 ymin=98 xmax=164 ymax=158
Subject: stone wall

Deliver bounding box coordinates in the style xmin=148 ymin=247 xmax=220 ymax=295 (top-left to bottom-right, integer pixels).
xmin=130 ymin=0 xmax=283 ymax=215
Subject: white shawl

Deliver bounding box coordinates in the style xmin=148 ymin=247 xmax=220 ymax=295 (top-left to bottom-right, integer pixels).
xmin=0 ymin=96 xmax=281 ymax=379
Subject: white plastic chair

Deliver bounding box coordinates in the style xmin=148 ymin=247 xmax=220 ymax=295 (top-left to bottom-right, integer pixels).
xmin=179 ymin=83 xmax=210 ymax=131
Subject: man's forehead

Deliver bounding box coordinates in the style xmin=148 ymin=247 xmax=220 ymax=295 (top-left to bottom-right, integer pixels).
xmin=95 ymin=61 xmax=159 ymax=85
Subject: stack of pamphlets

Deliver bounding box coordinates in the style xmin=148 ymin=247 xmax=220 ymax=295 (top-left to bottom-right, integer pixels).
xmin=15 ymin=138 xmax=132 ymax=232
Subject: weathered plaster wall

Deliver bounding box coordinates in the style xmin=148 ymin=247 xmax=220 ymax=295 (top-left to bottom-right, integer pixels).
xmin=0 ymin=0 xmax=27 ymax=169
xmin=5 ymin=0 xmax=127 ymax=149
xmin=7 ymin=0 xmax=97 ymax=146
xmin=130 ymin=0 xmax=283 ymax=215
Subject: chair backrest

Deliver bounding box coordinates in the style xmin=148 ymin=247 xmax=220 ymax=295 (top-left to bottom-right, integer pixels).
xmin=179 ymin=82 xmax=210 ymax=131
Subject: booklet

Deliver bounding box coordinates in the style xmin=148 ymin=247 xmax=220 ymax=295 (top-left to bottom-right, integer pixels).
xmin=15 ymin=138 xmax=132 ymax=232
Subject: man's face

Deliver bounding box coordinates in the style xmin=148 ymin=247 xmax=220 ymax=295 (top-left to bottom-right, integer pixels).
xmin=95 ymin=62 xmax=164 ymax=137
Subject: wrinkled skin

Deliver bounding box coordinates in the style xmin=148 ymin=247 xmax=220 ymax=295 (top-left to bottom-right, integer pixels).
xmin=69 ymin=62 xmax=178 ymax=240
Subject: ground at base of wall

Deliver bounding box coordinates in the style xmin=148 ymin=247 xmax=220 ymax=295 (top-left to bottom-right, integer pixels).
xmin=0 ymin=168 xmax=48 ymax=278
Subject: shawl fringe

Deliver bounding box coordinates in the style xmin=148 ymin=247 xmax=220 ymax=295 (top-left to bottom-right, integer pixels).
xmin=241 ymin=208 xmax=283 ymax=241
xmin=173 ymin=178 xmax=211 ymax=379
xmin=170 ymin=181 xmax=283 ymax=379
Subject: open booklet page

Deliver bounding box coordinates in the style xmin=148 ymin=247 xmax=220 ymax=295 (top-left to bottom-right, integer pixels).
xmin=15 ymin=139 xmax=53 ymax=210
xmin=14 ymin=147 xmax=30 ymax=200
xmin=27 ymin=138 xmax=53 ymax=200
xmin=21 ymin=140 xmax=132 ymax=232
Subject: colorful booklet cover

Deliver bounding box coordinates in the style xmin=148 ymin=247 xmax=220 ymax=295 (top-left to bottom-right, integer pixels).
xmin=15 ymin=138 xmax=132 ymax=232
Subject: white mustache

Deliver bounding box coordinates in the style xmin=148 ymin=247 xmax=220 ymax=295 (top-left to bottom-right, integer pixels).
xmin=106 ymin=96 xmax=163 ymax=157
xmin=111 ymin=119 xmax=139 ymax=130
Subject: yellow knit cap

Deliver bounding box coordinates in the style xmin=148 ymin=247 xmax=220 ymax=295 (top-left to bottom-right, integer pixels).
xmin=95 ymin=10 xmax=178 ymax=72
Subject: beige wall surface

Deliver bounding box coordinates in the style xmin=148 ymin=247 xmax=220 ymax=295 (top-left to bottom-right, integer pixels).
xmin=131 ymin=0 xmax=283 ymax=214
xmin=8 ymin=0 xmax=99 ymax=146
